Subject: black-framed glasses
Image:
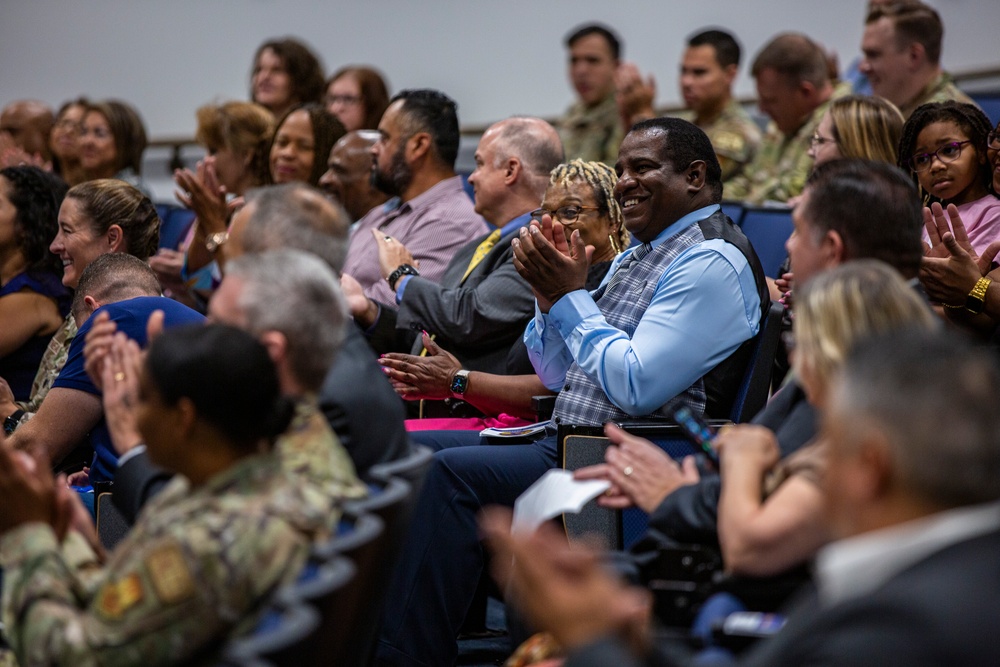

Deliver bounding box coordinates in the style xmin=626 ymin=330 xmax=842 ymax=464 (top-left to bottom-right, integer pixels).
xmin=910 ymin=140 xmax=972 ymax=172
xmin=988 ymin=131 xmax=1000 ymax=150
xmin=529 ymin=205 xmax=601 ymax=224
xmin=810 ymin=133 xmax=837 ymax=148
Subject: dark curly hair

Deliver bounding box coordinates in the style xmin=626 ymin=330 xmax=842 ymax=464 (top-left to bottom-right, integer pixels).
xmin=267 ymin=103 xmax=346 ymax=186
xmin=251 ymin=38 xmax=326 ymax=108
xmin=1 ymin=166 xmax=68 ymax=278
xmin=897 ymin=101 xmax=994 ymax=203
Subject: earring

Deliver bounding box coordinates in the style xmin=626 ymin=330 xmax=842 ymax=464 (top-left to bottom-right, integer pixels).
xmin=608 ymin=232 xmax=622 ymax=255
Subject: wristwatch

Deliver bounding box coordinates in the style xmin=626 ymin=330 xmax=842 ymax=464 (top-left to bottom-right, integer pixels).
xmin=387 ymin=264 xmax=420 ymax=291
xmin=965 ymin=276 xmax=992 ymax=314
xmin=450 ymin=369 xmax=471 ymax=397
xmin=205 ymin=231 xmax=229 ymax=253
xmin=4 ymin=409 xmax=25 ymax=436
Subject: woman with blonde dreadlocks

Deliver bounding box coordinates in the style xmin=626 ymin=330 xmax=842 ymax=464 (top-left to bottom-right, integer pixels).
xmin=378 ymin=159 xmax=630 ymax=430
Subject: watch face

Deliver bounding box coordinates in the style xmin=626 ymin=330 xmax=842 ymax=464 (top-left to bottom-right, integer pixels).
xmin=450 ymin=372 xmax=469 ymax=395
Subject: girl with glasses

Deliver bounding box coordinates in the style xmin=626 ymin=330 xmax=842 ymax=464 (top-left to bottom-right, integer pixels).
xmin=898 ymin=101 xmax=1000 ymax=256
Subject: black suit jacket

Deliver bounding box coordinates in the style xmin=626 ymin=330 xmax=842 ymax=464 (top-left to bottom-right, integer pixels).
xmin=366 ymin=224 xmax=535 ymax=374
xmin=111 ymin=450 xmax=173 ymax=524
xmin=567 ymin=526 xmax=1000 ymax=667
xmin=318 ymin=324 xmax=410 ymax=476
xmin=640 ymin=382 xmax=816 ymax=548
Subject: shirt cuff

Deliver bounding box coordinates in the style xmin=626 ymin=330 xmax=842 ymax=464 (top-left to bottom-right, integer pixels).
xmin=0 ymin=523 xmax=59 ymax=567
xmin=395 ymin=275 xmax=413 ymax=304
xmin=548 ymin=289 xmax=601 ymax=337
xmin=117 ymin=443 xmax=147 ymax=467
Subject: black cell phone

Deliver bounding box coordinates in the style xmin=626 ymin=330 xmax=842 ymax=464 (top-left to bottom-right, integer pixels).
xmin=671 ymin=405 xmax=719 ymax=466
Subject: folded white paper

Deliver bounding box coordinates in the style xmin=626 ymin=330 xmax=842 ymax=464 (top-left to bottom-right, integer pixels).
xmin=511 ymin=469 xmax=611 ymax=536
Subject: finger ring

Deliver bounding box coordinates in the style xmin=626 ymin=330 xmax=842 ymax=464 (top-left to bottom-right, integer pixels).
xmin=114 ymin=372 xmax=126 ymax=382
xmin=623 ymin=466 xmax=634 ymax=477
xmin=383 ymin=235 xmax=392 ymax=242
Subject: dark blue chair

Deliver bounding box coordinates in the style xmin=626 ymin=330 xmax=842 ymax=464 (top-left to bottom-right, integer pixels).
xmin=970 ymin=93 xmax=1000 ymax=125
xmin=559 ymin=300 xmax=784 ymax=550
xmin=332 ymin=479 xmax=413 ymax=666
xmin=154 ymin=204 xmax=197 ymax=251
xmin=221 ymin=591 xmax=332 ymax=666
xmin=739 ymin=206 xmax=793 ymax=279
xmin=365 ymin=444 xmax=432 ymax=504
xmin=721 ymin=201 xmax=746 ymax=227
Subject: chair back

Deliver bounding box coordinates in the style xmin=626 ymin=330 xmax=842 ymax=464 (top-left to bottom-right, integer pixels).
xmin=96 ymin=491 xmax=130 ymax=551
xmin=154 ymin=204 xmax=197 ymax=251
xmin=366 ymin=444 xmax=432 ymax=502
xmin=729 ymin=300 xmax=784 ymax=423
xmin=970 ymin=92 xmax=1000 ymax=125
xmin=738 ymin=206 xmax=793 ymax=278
xmin=558 ymin=422 xmax=727 ymax=550
xmin=720 ymin=201 xmax=746 ymax=227
xmin=221 ymin=583 xmax=333 ymax=666
xmin=332 ymin=478 xmax=413 ymax=666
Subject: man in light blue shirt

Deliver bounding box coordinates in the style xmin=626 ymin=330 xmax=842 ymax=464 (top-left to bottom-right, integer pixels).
xmin=377 ymin=118 xmax=767 ymax=667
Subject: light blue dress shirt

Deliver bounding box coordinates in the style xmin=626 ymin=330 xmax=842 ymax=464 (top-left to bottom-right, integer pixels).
xmin=524 ymin=204 xmax=762 ymax=416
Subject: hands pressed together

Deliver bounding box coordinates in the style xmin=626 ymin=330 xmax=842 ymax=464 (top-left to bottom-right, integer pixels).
xmin=920 ymin=202 xmax=1000 ymax=309
xmin=512 ymin=214 xmax=592 ymax=312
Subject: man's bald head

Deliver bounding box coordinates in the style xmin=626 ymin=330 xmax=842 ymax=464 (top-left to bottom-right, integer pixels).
xmin=0 ymin=101 xmax=55 ymax=160
xmin=235 ymin=182 xmax=351 ymax=273
xmin=319 ymin=129 xmax=388 ymax=221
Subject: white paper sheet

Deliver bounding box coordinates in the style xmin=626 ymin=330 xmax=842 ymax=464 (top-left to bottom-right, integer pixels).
xmin=511 ymin=469 xmax=611 ymax=536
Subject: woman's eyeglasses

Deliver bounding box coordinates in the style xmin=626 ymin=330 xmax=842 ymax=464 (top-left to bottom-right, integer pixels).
xmin=988 ymin=131 xmax=1000 ymax=150
xmin=910 ymin=140 xmax=972 ymax=172
xmin=529 ymin=205 xmax=600 ymax=224
xmin=324 ymin=94 xmax=362 ymax=107
xmin=810 ymin=133 xmax=837 ymax=148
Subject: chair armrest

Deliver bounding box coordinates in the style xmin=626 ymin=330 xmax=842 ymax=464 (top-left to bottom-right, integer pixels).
xmin=532 ymin=394 xmax=557 ymax=421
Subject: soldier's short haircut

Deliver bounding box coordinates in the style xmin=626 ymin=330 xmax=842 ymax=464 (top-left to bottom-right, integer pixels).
xmin=751 ymin=33 xmax=829 ymax=89
xmin=687 ymin=29 xmax=742 ymax=69
xmin=867 ymin=1 xmax=943 ymax=65
xmin=71 ymin=253 xmax=161 ymax=325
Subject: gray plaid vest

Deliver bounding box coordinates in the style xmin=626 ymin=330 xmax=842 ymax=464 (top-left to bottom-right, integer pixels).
xmin=551 ymin=208 xmax=769 ymax=427
xmin=552 ymin=222 xmax=710 ymax=427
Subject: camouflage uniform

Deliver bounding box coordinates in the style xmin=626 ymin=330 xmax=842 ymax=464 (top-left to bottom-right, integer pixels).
xmin=558 ymin=93 xmax=624 ymax=166
xmin=10 ymin=315 xmax=76 ymax=427
xmin=679 ymin=100 xmax=763 ymax=185
xmin=898 ymin=72 xmax=977 ymax=120
xmin=725 ymin=83 xmax=849 ymax=204
xmin=0 ymin=453 xmax=329 ymax=667
xmin=278 ymin=396 xmax=367 ymax=503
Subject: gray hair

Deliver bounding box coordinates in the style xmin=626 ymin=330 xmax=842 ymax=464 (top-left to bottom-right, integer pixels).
xmin=242 ymin=182 xmax=351 ymax=273
xmin=491 ymin=117 xmax=564 ymax=197
xmin=226 ymin=249 xmax=347 ymax=391
xmin=832 ymin=330 xmax=1000 ymax=509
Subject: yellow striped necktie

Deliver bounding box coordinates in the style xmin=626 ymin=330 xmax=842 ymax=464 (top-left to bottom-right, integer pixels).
xmin=460 ymin=228 xmax=503 ymax=283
